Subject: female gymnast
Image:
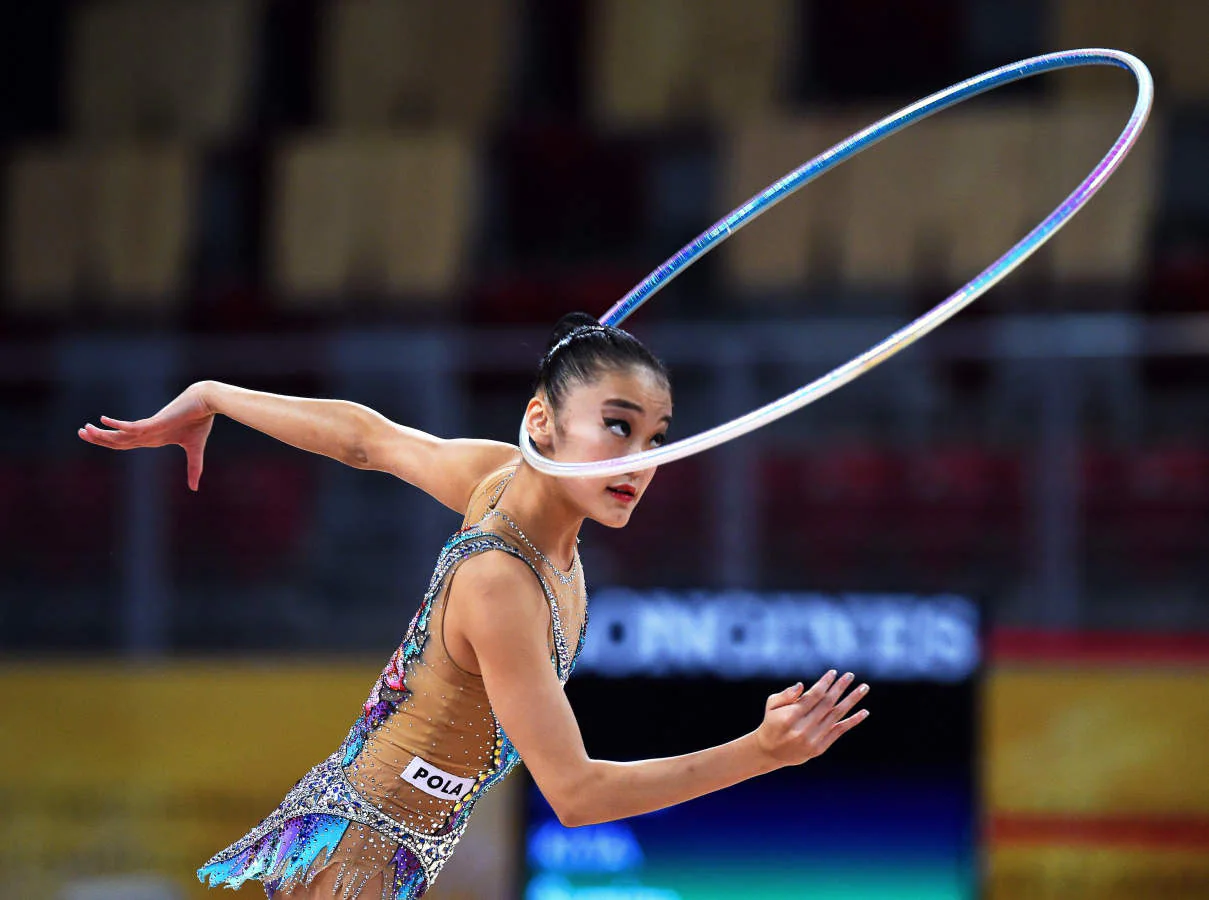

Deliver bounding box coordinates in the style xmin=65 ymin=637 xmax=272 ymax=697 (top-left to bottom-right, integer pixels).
xmin=79 ymin=313 xmax=870 ymax=899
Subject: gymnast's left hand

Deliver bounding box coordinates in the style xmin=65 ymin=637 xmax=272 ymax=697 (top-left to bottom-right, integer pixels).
xmin=754 ymin=670 xmax=870 ymax=767
xmin=77 ymin=383 xmax=214 ymax=491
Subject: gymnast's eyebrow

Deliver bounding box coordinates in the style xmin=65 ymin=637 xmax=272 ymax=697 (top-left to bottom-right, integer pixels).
xmin=603 ymin=398 xmax=673 ymax=424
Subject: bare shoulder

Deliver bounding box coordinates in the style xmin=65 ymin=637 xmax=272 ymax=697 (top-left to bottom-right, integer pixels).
xmin=447 ymin=439 xmax=520 ymax=475
xmin=374 ymin=431 xmax=518 ymax=513
xmin=453 ymin=548 xmax=542 ymax=605
xmin=450 ymin=549 xmax=548 ymax=636
xmin=443 ymin=439 xmax=520 ymax=514
xmin=459 ymin=442 xmax=522 ymax=512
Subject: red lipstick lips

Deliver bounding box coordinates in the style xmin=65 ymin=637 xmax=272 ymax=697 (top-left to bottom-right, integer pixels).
xmin=606 ymin=483 xmax=637 ymax=504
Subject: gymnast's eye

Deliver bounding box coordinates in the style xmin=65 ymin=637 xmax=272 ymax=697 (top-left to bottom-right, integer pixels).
xmin=651 ymin=432 xmax=668 ymax=447
xmin=604 ymin=417 xmax=631 ymax=438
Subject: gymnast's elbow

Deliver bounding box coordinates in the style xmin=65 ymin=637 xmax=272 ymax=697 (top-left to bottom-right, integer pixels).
xmin=539 ymin=764 xmax=599 ymax=822
xmin=550 ymin=795 xmax=593 ymax=829
xmin=543 ymin=767 xmax=609 ymax=828
xmin=541 ymin=780 xmax=589 ymax=828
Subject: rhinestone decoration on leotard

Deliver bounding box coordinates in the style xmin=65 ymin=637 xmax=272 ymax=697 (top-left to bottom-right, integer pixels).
xmin=481 ymin=508 xmax=579 ymax=587
xmin=198 ymin=520 xmax=585 ymax=900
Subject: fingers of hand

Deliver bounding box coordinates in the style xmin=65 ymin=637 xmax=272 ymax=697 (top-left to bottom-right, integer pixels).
xmin=823 ymin=682 xmax=869 ymax=727
xmin=187 ymin=456 xmax=203 ymax=492
xmin=766 ymin=674 xmax=869 ymax=762
xmin=766 ymin=681 xmax=805 ymax=711
xmin=80 ymin=418 xmax=152 ymax=449
xmin=79 ymin=422 xmax=125 ymax=446
xmin=821 ymin=708 xmax=870 ymax=752
xmin=794 ymin=670 xmax=837 ymax=714
xmin=824 ymin=671 xmax=855 ymax=706
xmin=800 ymin=671 xmax=854 ymax=723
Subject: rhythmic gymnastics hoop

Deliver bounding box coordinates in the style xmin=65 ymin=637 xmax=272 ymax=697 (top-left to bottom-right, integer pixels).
xmin=520 ymin=48 xmax=1153 ymax=478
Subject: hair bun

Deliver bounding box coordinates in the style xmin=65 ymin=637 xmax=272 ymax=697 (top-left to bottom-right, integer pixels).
xmin=546 ymin=312 xmax=602 ymax=353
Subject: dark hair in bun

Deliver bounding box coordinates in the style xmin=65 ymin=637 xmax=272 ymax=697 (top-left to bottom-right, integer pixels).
xmin=535 ymin=311 xmax=670 ymax=411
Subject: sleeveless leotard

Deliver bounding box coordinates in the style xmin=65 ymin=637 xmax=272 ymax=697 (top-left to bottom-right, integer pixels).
xmin=198 ymin=463 xmax=588 ymax=899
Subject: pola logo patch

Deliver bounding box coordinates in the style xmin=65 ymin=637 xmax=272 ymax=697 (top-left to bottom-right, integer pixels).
xmin=401 ymin=755 xmax=475 ymax=800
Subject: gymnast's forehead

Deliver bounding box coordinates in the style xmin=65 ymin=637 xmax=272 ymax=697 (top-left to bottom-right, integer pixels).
xmin=565 ymin=367 xmax=673 ymax=415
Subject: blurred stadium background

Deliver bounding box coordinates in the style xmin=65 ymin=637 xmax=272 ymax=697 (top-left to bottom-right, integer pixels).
xmin=2 ymin=1 xmax=1208 ymax=898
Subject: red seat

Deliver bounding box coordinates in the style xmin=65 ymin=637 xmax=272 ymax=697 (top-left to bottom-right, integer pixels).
xmin=32 ymin=459 xmax=120 ymax=576
xmin=469 ymin=274 xmax=564 ymax=325
xmin=760 ymin=444 xmax=904 ymax=586
xmin=1081 ymin=446 xmax=1138 ymax=578
xmin=470 ymin=266 xmax=645 ymax=326
xmin=0 ymin=461 xmax=33 ymax=553
xmin=593 ymin=458 xmax=706 ymax=585
xmin=900 ymin=445 xmax=1025 ymax=584
xmin=172 ymin=458 xmax=314 ymax=578
xmin=493 ymin=126 xmax=645 ymax=267
xmin=561 ymin=266 xmax=646 ymax=316
xmin=1119 ymin=445 xmax=1209 ymax=577
xmin=1147 ymin=246 xmax=1209 ymax=313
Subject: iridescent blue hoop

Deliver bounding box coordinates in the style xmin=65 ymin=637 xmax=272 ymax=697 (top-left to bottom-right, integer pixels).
xmin=521 ymin=48 xmax=1153 ymax=478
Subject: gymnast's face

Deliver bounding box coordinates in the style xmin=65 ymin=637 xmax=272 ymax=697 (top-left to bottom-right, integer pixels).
xmin=531 ymin=366 xmax=672 ymax=528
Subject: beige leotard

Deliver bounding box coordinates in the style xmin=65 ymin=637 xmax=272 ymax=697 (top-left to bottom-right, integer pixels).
xmin=198 ymin=463 xmax=587 ymax=899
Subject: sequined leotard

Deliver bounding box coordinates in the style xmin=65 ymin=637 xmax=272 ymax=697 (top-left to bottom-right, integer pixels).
xmin=198 ymin=464 xmax=587 ymax=899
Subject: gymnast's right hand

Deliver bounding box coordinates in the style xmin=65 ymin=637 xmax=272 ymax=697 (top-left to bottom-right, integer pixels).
xmin=78 ymin=382 xmax=214 ymax=491
xmin=754 ymin=670 xmax=870 ymax=767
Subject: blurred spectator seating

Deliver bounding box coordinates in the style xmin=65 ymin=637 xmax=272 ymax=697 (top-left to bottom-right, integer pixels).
xmin=1050 ymin=0 xmax=1149 ymax=102
xmin=1153 ymin=112 xmax=1209 ymax=311
xmin=470 ymin=266 xmax=642 ymax=324
xmin=321 ymin=0 xmax=516 ymax=130
xmin=838 ymin=108 xmax=1052 ymax=292
xmin=1079 ymin=445 xmax=1131 ymax=590
xmin=27 ymin=459 xmax=120 ymax=579
xmin=271 ymin=133 xmax=475 ymax=307
xmin=1157 ymin=3 xmax=1209 ymax=106
xmin=0 ymin=460 xmax=28 ymax=554
xmin=755 ymin=440 xmax=1208 ymax=591
xmin=172 ymin=458 xmax=314 ymax=580
xmin=835 ymin=108 xmax=950 ymax=289
xmin=69 ymin=0 xmax=260 ymax=141
xmin=469 ymin=273 xmax=566 ymax=324
xmin=590 ymin=0 xmax=794 ymax=128
xmin=1052 ymin=0 xmax=1209 ymax=104
xmin=592 ymin=457 xmax=706 ymax=586
xmin=899 ymin=444 xmax=1025 ymax=587
xmin=722 ymin=104 xmax=1157 ymax=303
xmin=1121 ymin=444 xmax=1209 ymax=578
xmin=489 ymin=125 xmax=646 ymax=267
xmin=1039 ymin=105 xmax=1160 ymax=292
xmin=5 ymin=143 xmax=195 ymax=313
xmin=722 ymin=115 xmax=862 ymax=299
xmin=1148 ymin=232 xmax=1209 ymax=314
xmin=760 ymin=443 xmax=1029 ymax=589
xmin=724 ymin=109 xmax=1037 ymax=295
xmin=760 ymin=444 xmax=905 ymax=588
xmin=934 ymin=108 xmax=1041 ymax=288
xmin=1084 ymin=444 xmax=1209 ymax=582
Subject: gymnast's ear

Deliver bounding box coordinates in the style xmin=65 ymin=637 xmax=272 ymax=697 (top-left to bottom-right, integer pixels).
xmin=523 ymin=394 xmax=556 ymax=454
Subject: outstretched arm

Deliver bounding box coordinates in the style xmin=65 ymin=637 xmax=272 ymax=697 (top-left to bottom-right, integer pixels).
xmin=449 ymin=554 xmax=870 ymax=828
xmin=78 ymin=381 xmax=516 ymax=512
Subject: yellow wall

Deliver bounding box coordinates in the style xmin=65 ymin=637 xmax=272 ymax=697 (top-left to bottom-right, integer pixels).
xmin=989 ymin=844 xmax=1209 ymax=900
xmin=984 ymin=664 xmax=1209 ymax=900
xmin=0 ymin=661 xmax=518 ymax=900
xmin=986 ymin=668 xmax=1209 ymax=815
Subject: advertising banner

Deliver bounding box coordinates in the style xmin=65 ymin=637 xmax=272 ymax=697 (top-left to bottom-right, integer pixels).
xmin=984 ymin=631 xmax=1209 ymax=900
xmin=0 ymin=662 xmax=517 ymax=900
